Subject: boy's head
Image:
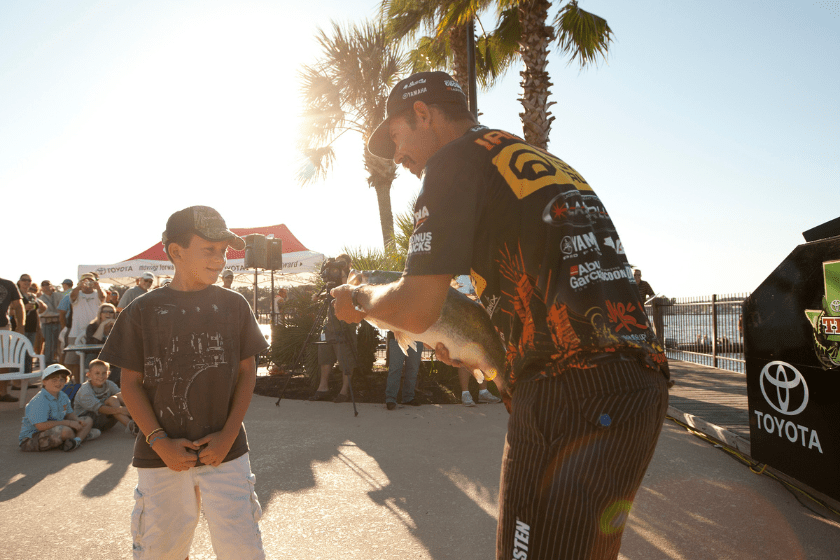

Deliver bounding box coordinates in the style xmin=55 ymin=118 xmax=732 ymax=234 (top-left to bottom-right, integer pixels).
xmin=162 ymin=206 xmax=244 ymax=286
xmin=41 ymin=364 xmax=70 ymax=394
xmin=87 ymin=359 xmax=110 ymax=387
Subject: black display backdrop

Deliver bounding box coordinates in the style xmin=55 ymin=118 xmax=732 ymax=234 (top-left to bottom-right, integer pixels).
xmin=744 ymin=233 xmax=840 ymax=501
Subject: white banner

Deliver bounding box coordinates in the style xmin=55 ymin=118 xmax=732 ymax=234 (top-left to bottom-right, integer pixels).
xmin=79 ymin=250 xmax=324 ymax=288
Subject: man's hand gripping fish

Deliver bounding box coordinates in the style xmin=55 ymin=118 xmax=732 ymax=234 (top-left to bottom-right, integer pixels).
xmin=347 ymin=270 xmax=507 ymax=387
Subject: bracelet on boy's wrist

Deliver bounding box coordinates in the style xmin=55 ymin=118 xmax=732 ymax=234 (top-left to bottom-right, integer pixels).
xmin=149 ymin=433 xmax=168 ymax=448
xmin=145 ymin=427 xmax=165 ymax=445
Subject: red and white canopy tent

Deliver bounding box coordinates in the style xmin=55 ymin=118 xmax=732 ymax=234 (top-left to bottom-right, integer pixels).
xmin=78 ymin=224 xmax=323 ymax=289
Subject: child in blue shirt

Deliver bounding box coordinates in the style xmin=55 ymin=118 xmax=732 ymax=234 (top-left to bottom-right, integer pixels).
xmin=19 ymin=364 xmax=100 ymax=452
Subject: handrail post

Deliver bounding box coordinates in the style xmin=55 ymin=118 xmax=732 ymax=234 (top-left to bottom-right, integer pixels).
xmin=712 ymin=294 xmax=718 ymax=368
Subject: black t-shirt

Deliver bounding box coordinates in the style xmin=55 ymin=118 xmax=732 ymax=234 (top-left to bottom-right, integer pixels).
xmin=405 ymin=127 xmax=667 ymax=386
xmin=0 ymin=278 xmax=22 ymax=329
xmin=11 ymin=292 xmax=38 ymax=333
xmin=99 ymin=285 xmax=269 ymax=468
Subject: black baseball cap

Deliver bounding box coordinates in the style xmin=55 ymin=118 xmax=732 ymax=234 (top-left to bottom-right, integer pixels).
xmin=368 ymin=71 xmax=468 ymax=160
xmin=162 ymin=206 xmax=245 ymax=251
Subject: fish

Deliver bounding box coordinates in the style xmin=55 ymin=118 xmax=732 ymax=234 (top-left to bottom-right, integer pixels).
xmin=346 ymin=270 xmax=507 ymax=384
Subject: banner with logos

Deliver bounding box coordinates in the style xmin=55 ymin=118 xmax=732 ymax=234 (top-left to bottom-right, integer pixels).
xmin=744 ymin=235 xmax=840 ymax=501
xmin=78 ymin=250 xmax=323 ymax=288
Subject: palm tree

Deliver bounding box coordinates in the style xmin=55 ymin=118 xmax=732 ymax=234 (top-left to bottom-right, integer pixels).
xmin=382 ymin=0 xmax=517 ymax=103
xmin=382 ymin=0 xmax=613 ymax=149
xmin=513 ymin=0 xmax=612 ymax=148
xmin=298 ymin=20 xmax=405 ymax=247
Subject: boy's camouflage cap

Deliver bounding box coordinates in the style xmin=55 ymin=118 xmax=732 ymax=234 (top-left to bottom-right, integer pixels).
xmin=162 ymin=206 xmax=245 ymax=250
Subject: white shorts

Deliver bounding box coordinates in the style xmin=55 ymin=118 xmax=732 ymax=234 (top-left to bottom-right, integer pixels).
xmin=131 ymin=453 xmax=264 ymax=560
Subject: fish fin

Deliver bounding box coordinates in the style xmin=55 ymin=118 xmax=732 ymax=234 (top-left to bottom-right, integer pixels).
xmin=346 ymin=269 xmax=361 ymax=286
xmin=393 ymin=332 xmax=415 ymax=356
xmin=471 ymin=368 xmax=486 ymax=384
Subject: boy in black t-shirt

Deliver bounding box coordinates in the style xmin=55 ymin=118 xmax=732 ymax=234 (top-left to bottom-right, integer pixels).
xmin=100 ymin=206 xmax=269 ymax=560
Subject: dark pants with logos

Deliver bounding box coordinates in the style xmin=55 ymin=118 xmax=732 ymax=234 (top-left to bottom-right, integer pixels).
xmin=497 ymin=361 xmax=669 ymax=560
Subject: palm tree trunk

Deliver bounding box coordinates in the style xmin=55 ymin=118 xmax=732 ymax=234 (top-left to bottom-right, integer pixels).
xmin=518 ymin=0 xmax=555 ymax=149
xmin=448 ymin=23 xmax=470 ymax=101
xmin=364 ymin=150 xmax=398 ymax=247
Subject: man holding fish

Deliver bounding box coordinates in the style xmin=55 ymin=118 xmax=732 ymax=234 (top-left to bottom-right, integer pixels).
xmin=331 ymin=71 xmax=670 ymax=560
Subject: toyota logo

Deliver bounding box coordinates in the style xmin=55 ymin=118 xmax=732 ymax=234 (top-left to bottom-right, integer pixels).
xmin=760 ymin=361 xmax=809 ymax=416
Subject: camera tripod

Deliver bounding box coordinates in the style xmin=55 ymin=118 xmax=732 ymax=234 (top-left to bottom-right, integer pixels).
xmin=274 ymin=288 xmax=360 ymax=416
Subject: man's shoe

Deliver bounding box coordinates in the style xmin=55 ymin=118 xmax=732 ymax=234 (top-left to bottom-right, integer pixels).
xmin=477 ymin=389 xmax=501 ymax=404
xmin=127 ymin=420 xmax=140 ymax=436
xmin=308 ymin=391 xmax=329 ymax=401
xmin=402 ymin=399 xmax=421 ymax=406
xmin=62 ymin=438 xmax=81 ymax=452
xmin=386 ymin=402 xmax=397 ymax=410
xmin=333 ymin=393 xmax=349 ymax=403
xmin=461 ymin=391 xmax=476 ymax=407
xmin=85 ymin=428 xmax=101 ymax=441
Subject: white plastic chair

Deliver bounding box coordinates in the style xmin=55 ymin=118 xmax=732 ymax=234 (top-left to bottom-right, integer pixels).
xmin=0 ymin=331 xmax=46 ymax=408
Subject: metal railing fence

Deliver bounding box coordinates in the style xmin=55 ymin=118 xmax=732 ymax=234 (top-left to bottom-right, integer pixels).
xmin=646 ymin=293 xmax=750 ymax=373
xmin=258 ymin=295 xmax=751 ymax=375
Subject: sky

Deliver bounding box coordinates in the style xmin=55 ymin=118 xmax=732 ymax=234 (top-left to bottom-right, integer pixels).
xmin=1 ymin=0 xmax=838 ymax=297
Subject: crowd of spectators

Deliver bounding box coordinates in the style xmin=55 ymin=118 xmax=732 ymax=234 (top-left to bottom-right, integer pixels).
xmin=1 ymin=272 xmax=170 ymax=451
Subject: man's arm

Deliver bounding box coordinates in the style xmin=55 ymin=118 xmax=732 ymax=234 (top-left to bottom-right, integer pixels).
xmin=9 ymin=299 xmax=24 ymax=334
xmin=331 ymin=274 xmax=451 ymax=334
xmin=93 ymin=281 xmax=105 ymax=302
xmin=58 ymin=309 xmax=67 ymax=330
xmin=194 ymin=355 xmax=257 ymax=467
xmin=121 ymin=368 xmax=199 ymax=471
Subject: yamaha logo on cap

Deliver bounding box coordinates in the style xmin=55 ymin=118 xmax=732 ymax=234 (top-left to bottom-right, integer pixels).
xmin=368 ymin=71 xmax=470 ymax=160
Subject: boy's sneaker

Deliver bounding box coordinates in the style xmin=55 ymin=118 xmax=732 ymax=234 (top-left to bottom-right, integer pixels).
xmin=477 ymin=389 xmax=501 ymax=404
xmin=461 ymin=391 xmax=476 ymax=407
xmin=127 ymin=420 xmax=140 ymax=436
xmin=62 ymin=438 xmax=81 ymax=452
xmin=85 ymin=429 xmax=102 ymax=441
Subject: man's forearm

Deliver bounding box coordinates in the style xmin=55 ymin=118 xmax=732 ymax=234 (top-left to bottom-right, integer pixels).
xmin=353 ymin=275 xmax=450 ymax=334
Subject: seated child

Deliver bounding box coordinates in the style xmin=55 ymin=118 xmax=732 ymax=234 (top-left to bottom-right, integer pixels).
xmin=19 ymin=364 xmax=100 ymax=452
xmin=73 ymin=359 xmax=136 ymax=434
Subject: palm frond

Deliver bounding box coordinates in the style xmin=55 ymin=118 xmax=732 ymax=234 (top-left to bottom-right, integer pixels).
xmin=341 ymin=245 xmax=404 ymax=272
xmin=407 ymin=35 xmax=450 ymax=73
xmin=553 ymin=0 xmax=613 ymax=69
xmin=475 ymin=8 xmax=520 ymax=88
xmin=392 ymin=193 xmax=418 ymax=255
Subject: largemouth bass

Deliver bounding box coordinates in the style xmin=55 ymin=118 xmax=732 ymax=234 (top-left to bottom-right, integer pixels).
xmin=346 ymin=270 xmax=507 ymax=384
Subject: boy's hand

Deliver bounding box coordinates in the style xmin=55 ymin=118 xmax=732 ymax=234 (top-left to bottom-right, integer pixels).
xmin=193 ymin=432 xmax=235 ymax=467
xmin=154 ymin=438 xmax=200 ymax=472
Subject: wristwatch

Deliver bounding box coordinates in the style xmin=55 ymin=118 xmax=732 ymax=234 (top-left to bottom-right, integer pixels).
xmin=351 ymin=287 xmax=366 ymax=313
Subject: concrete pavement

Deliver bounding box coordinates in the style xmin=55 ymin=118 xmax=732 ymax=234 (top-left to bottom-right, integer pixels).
xmin=1 ymin=393 xmax=839 ymax=559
